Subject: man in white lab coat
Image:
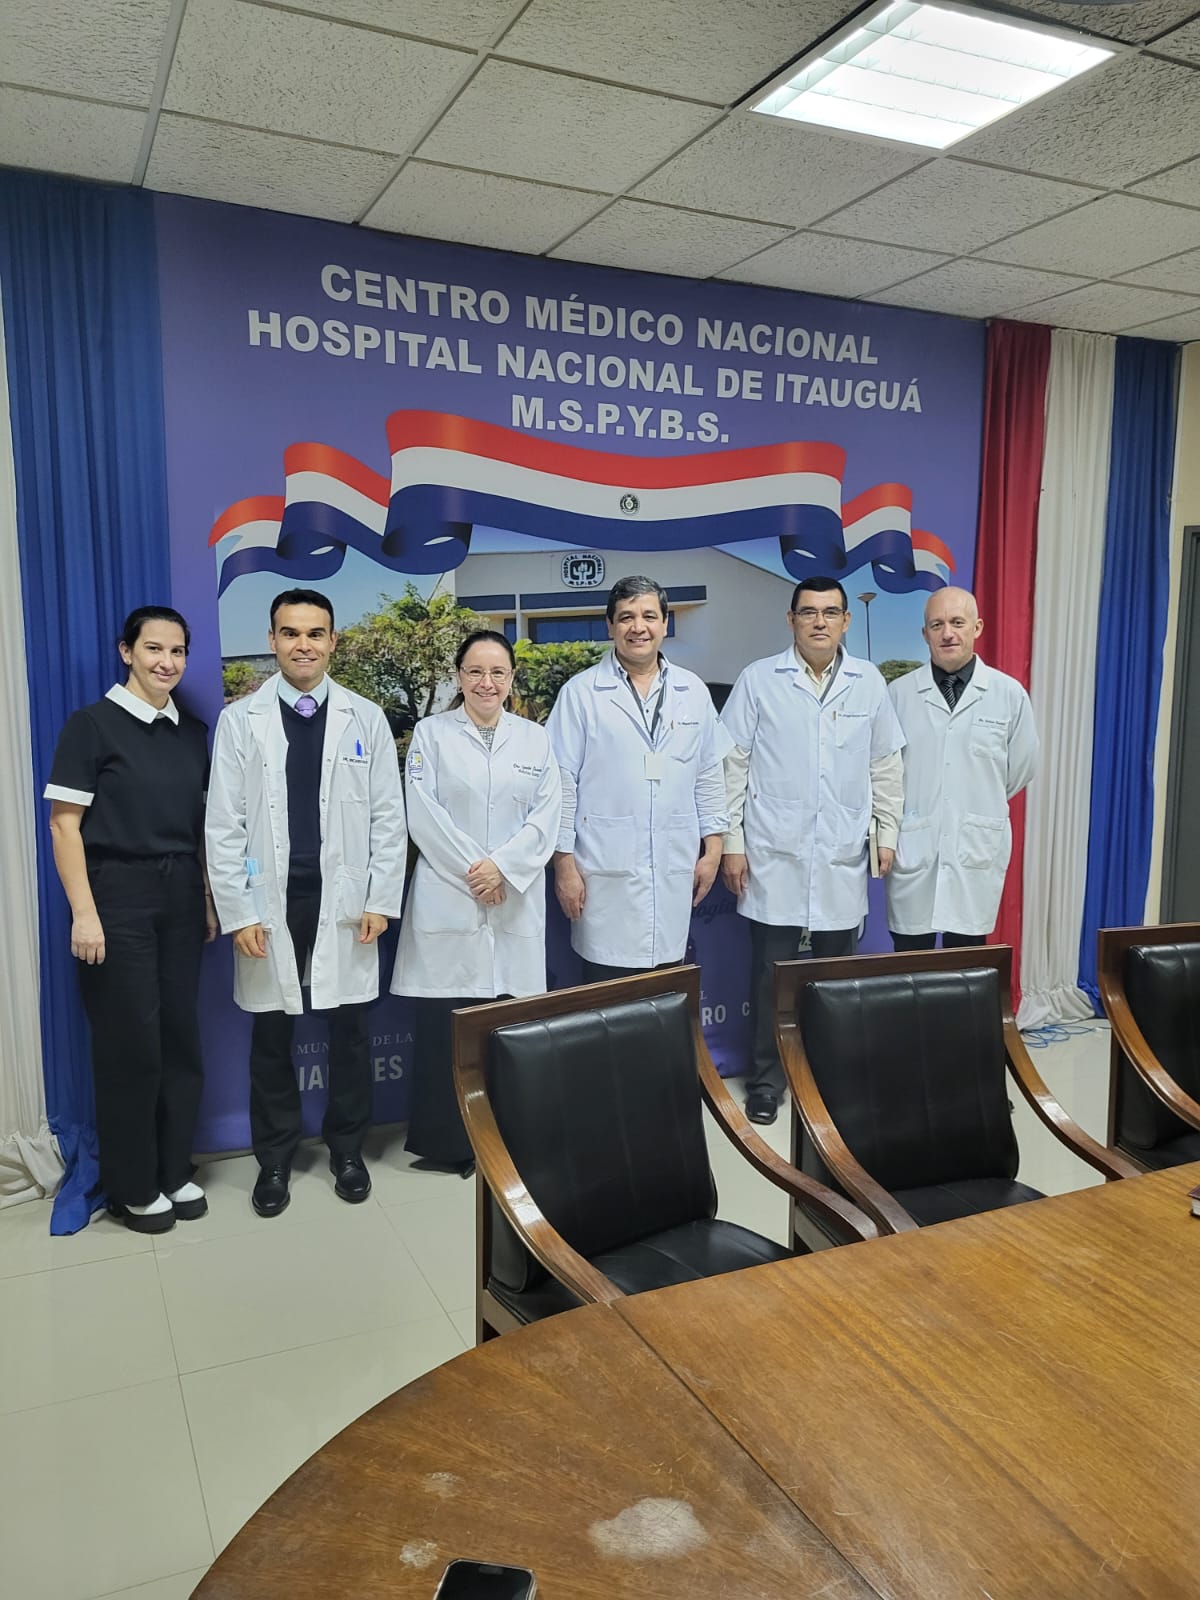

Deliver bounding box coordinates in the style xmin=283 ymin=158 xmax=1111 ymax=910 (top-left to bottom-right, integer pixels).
xmin=547 ymin=575 xmax=728 ymax=981
xmin=206 ymin=589 xmax=407 ymax=1217
xmin=886 ymin=586 xmax=1038 ymax=951
xmin=721 ymin=577 xmax=904 ymax=1124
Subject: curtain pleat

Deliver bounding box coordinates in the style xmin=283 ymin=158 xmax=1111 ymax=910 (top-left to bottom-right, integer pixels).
xmin=973 ymin=321 xmax=1051 ymax=1011
xmin=1018 ymin=331 xmax=1114 ymax=1029
xmin=1078 ymin=338 xmax=1178 ymax=1007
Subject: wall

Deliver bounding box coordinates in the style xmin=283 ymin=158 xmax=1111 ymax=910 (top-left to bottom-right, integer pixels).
xmin=1146 ymin=341 xmax=1200 ymax=918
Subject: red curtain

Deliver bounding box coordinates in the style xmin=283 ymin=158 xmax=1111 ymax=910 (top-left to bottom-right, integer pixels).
xmin=973 ymin=321 xmax=1050 ymax=1011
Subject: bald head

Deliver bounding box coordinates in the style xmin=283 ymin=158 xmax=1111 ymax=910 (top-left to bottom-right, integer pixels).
xmin=923 ymin=587 xmax=982 ymax=673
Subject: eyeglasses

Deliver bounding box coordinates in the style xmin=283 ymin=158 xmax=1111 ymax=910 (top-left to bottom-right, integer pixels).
xmin=461 ymin=667 xmax=513 ymax=683
xmin=792 ymin=606 xmax=845 ymax=623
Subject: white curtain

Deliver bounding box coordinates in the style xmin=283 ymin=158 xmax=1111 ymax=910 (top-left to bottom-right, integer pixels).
xmin=0 ymin=294 xmax=62 ymax=1203
xmin=1018 ymin=329 xmax=1115 ymax=1029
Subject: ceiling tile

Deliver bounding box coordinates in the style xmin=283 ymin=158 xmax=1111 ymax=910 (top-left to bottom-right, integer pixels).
xmin=718 ymin=232 xmax=948 ymax=297
xmin=1131 ymin=155 xmax=1200 ymax=209
xmin=1118 ymin=248 xmax=1200 ymax=294
xmin=496 ymin=0 xmax=853 ymax=105
xmin=1152 ymin=16 xmax=1200 ymax=63
xmin=1005 ymin=0 xmax=1200 ymax=45
xmin=958 ymin=54 xmax=1200 ymax=189
xmin=418 ymin=60 xmax=718 ymax=191
xmin=164 ymin=0 xmax=469 ymax=154
xmin=0 ymin=0 xmax=171 ymax=104
xmin=1010 ymin=282 xmax=1200 ymax=334
xmin=983 ymin=194 xmax=1200 ymax=278
xmin=0 ymin=87 xmax=145 ymax=182
xmin=870 ymin=259 xmax=1090 ymax=318
xmin=245 ymin=0 xmax=522 ymax=50
xmin=549 ymin=199 xmax=790 ymax=277
xmin=145 ymin=113 xmax=398 ymax=222
xmin=364 ymin=162 xmax=608 ymax=252
xmin=1113 ymin=308 xmax=1200 ymax=341
xmin=634 ymin=115 xmax=925 ymax=227
xmin=819 ymin=160 xmax=1096 ymax=254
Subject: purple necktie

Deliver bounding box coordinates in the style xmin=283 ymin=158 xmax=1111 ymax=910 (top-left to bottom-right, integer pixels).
xmin=294 ymin=695 xmax=318 ymax=718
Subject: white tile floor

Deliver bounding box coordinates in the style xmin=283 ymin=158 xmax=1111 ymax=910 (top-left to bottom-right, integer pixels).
xmin=0 ymin=1022 xmax=1113 ymax=1600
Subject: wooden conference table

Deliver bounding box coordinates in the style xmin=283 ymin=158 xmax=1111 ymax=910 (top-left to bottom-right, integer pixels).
xmin=195 ymin=1163 xmax=1200 ymax=1599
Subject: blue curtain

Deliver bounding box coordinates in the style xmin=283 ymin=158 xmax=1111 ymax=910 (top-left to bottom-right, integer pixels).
xmin=0 ymin=171 xmax=171 ymax=1232
xmin=1078 ymin=337 xmax=1178 ymax=1007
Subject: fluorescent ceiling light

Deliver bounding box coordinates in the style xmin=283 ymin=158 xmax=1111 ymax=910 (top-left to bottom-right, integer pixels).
xmin=752 ymin=0 xmax=1113 ymax=150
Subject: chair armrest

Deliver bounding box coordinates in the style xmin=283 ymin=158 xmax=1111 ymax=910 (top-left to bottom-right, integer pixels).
xmin=776 ymin=1024 xmax=919 ymax=1235
xmin=1100 ymin=995 xmax=1200 ymax=1133
xmin=454 ymin=1066 xmax=624 ymax=1306
xmin=695 ymin=1033 xmax=879 ymax=1244
xmin=1004 ymin=1022 xmax=1142 ymax=1181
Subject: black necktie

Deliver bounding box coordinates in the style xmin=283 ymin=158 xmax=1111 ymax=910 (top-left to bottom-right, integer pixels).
xmin=942 ymin=674 xmax=962 ymax=710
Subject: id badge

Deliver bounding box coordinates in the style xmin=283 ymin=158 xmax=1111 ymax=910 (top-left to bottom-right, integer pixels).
xmin=644 ymin=752 xmax=666 ymax=781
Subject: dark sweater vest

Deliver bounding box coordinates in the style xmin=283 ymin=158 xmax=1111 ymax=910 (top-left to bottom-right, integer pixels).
xmin=280 ymin=695 xmax=327 ymax=897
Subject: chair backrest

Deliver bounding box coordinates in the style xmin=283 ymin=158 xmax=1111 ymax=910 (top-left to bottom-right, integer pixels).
xmin=799 ymin=967 xmax=1018 ymax=1191
xmin=1117 ymin=943 xmax=1200 ymax=1151
xmin=485 ymin=990 xmax=717 ymax=1293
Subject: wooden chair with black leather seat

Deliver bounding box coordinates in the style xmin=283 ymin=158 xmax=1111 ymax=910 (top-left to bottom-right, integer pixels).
xmin=1097 ymin=923 xmax=1200 ymax=1171
xmin=774 ymin=945 xmax=1140 ymax=1242
xmin=451 ymin=965 xmax=877 ymax=1342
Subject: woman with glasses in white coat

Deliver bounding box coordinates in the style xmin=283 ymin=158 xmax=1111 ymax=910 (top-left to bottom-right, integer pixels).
xmin=391 ymin=630 xmax=562 ymax=1176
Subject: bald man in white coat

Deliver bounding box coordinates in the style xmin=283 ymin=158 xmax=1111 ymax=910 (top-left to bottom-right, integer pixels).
xmin=886 ymin=587 xmax=1038 ymax=950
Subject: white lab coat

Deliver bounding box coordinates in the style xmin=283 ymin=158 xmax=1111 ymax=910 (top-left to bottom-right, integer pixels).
xmin=721 ymin=647 xmax=903 ymax=930
xmin=886 ymin=659 xmax=1039 ymax=936
xmin=205 ymin=673 xmax=408 ymax=1014
xmin=547 ymin=651 xmax=728 ymax=969
xmin=391 ymin=708 xmax=561 ymax=999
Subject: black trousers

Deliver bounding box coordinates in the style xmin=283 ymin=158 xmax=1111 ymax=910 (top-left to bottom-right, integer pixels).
xmin=406 ymin=996 xmax=505 ymax=1166
xmin=746 ymin=921 xmax=858 ymax=1098
xmin=578 ymin=958 xmax=678 ymax=984
xmin=890 ymin=931 xmax=987 ymax=951
xmin=78 ymin=855 xmax=206 ymax=1208
xmin=248 ymin=890 xmax=371 ymax=1168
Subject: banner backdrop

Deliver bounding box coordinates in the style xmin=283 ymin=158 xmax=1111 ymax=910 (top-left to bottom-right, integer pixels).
xmin=156 ymin=194 xmax=983 ymax=1152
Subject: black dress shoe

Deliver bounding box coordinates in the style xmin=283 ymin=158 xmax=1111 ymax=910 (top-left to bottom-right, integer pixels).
xmin=330 ymin=1153 xmax=371 ymax=1203
xmin=252 ymin=1165 xmax=291 ymax=1218
xmin=745 ymin=1088 xmax=779 ymax=1126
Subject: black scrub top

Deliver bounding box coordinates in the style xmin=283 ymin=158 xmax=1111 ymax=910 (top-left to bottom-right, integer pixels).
xmin=46 ymin=688 xmax=209 ymax=859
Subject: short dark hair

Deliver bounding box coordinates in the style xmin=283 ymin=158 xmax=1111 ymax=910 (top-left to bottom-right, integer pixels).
xmin=789 ymin=576 xmax=848 ymax=613
xmin=606 ymin=575 xmax=669 ymax=623
xmin=119 ymin=606 xmax=190 ymax=652
xmin=269 ymin=588 xmax=335 ymax=631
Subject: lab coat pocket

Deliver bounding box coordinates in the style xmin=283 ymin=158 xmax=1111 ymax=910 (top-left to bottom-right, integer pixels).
xmin=896 ymin=819 xmax=934 ymax=872
xmin=340 ymin=798 xmax=370 ymax=868
xmin=335 ymin=866 xmax=369 ymax=926
xmin=247 ymin=873 xmax=275 ymax=931
xmin=412 ymin=870 xmax=482 ymax=934
xmin=578 ymin=813 xmax=636 ymax=875
xmin=958 ymin=813 xmax=1007 ymax=870
xmin=666 ymin=812 xmax=699 ymax=877
xmin=970 ymin=724 xmax=1007 ymax=762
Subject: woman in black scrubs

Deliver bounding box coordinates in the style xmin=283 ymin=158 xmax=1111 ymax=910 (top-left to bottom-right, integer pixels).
xmin=45 ymin=606 xmax=216 ymax=1233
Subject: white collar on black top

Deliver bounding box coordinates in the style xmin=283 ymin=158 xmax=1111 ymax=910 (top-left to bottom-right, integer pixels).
xmin=106 ymin=682 xmax=179 ymax=725
xmin=277 ymin=674 xmax=329 ymax=709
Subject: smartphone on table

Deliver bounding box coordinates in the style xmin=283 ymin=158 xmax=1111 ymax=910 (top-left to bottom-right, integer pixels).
xmin=433 ymin=1559 xmax=537 ymax=1598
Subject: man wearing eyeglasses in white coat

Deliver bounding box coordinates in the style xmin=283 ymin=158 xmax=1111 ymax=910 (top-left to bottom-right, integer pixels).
xmin=720 ymin=576 xmax=904 ymax=1125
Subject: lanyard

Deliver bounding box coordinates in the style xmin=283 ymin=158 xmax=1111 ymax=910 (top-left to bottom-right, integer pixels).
xmin=624 ymin=672 xmax=665 ymax=747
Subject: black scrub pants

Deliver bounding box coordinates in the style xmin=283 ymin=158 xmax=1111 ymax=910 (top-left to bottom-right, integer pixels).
xmin=78 ymin=854 xmax=206 ymax=1208
xmin=578 ymin=958 xmax=679 ymax=984
xmin=890 ymin=931 xmax=987 ymax=951
xmin=248 ymin=890 xmax=371 ymax=1169
xmin=746 ymin=921 xmax=858 ymax=1099
xmin=405 ymin=996 xmax=507 ymax=1166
